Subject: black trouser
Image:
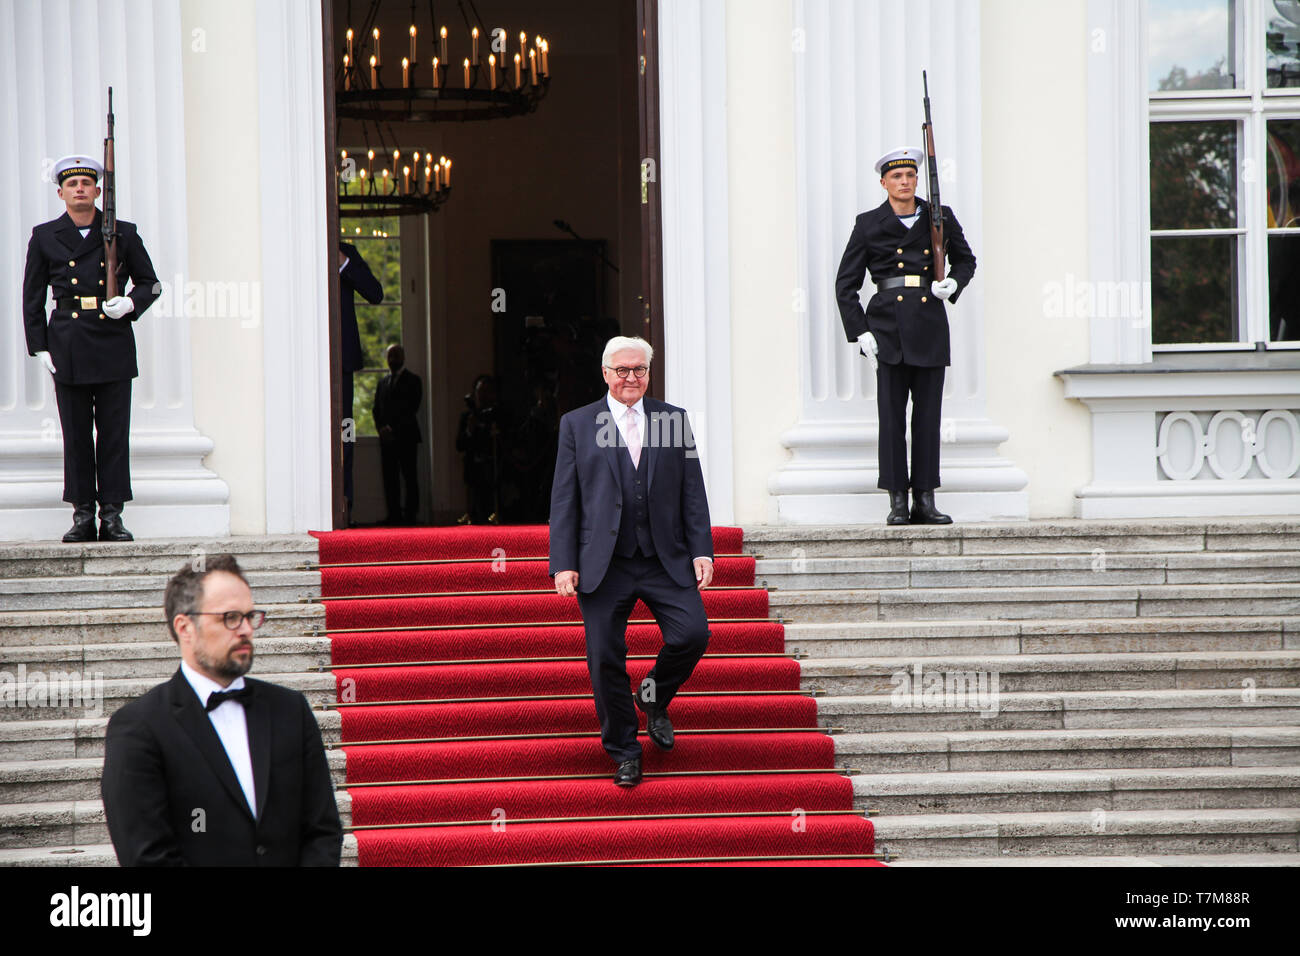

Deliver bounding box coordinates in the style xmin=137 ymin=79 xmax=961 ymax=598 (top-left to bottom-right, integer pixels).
xmin=53 ymin=379 xmax=133 ymax=505
xmin=577 ymin=553 xmax=710 ymax=763
xmin=876 ymin=362 xmax=944 ymax=492
xmin=380 ymin=439 xmax=419 ymax=522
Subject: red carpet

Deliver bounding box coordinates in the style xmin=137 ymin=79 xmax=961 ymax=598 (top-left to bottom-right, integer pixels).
xmin=311 ymin=525 xmax=879 ymax=866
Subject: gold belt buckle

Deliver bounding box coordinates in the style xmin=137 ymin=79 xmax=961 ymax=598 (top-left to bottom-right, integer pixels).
xmin=79 ymin=296 xmax=97 ymax=309
xmin=903 ymin=275 xmax=921 ymax=288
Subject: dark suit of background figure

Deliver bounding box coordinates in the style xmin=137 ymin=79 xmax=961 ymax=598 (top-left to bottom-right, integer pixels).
xmin=338 ymin=242 xmax=384 ymax=509
xmin=373 ymin=366 xmax=423 ymax=523
xmin=101 ymin=670 xmax=342 ymax=866
xmin=835 ymin=196 xmax=977 ymax=492
xmin=548 ymin=396 xmax=713 ymax=763
xmin=22 ymin=210 xmax=159 ymax=504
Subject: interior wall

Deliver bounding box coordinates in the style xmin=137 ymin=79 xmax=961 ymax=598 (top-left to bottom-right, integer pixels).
xmin=332 ymin=0 xmax=642 ymax=524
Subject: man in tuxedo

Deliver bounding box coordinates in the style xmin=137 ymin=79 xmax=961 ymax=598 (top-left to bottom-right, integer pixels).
xmin=372 ymin=344 xmax=423 ymax=524
xmin=23 ymin=154 xmax=160 ymax=542
xmin=101 ymin=555 xmax=342 ymax=866
xmin=338 ymin=242 xmax=384 ymax=520
xmin=835 ymin=146 xmax=976 ymax=525
xmin=549 ymin=336 xmax=714 ymax=787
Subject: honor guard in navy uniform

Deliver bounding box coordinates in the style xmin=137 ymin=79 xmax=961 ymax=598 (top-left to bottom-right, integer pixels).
xmin=835 ymin=147 xmax=976 ymax=525
xmin=23 ymin=155 xmax=160 ymax=542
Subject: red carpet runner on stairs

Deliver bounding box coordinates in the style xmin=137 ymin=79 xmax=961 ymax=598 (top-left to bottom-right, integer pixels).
xmin=310 ymin=525 xmax=879 ymax=866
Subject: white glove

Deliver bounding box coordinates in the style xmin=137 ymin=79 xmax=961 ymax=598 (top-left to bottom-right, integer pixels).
xmin=103 ymin=296 xmax=135 ymax=319
xmin=856 ymin=331 xmax=879 ymax=372
xmin=931 ymin=277 xmax=958 ymax=301
xmin=35 ymin=351 xmax=56 ymax=375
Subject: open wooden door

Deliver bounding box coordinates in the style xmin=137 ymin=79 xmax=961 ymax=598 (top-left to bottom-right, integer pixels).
xmin=636 ymin=0 xmax=665 ymax=401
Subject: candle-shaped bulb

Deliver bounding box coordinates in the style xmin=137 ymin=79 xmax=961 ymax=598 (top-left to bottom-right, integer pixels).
xmin=402 ymin=56 xmax=409 ymax=87
xmin=370 ymin=54 xmax=377 ymax=87
xmin=440 ymin=25 xmax=448 ymax=62
xmin=464 ymin=57 xmax=471 ymax=88
xmin=433 ymin=56 xmax=440 ymax=87
xmin=489 ymin=52 xmax=497 ymax=90
xmin=372 ymin=27 xmax=381 ymax=65
xmin=472 ymin=26 xmax=479 ymax=64
xmin=514 ymin=52 xmax=521 ymax=89
xmin=367 ymin=149 xmax=375 ymax=161
xmin=444 ymin=158 xmax=451 ymax=187
xmin=409 ymin=24 xmax=416 ymax=64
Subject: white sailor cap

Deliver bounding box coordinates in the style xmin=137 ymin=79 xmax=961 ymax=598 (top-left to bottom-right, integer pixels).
xmin=52 ymin=154 xmax=103 ymax=186
xmin=874 ymin=146 xmax=922 ymax=177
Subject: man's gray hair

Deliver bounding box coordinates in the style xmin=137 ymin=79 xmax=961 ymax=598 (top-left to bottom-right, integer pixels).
xmin=602 ymin=335 xmax=654 ymax=368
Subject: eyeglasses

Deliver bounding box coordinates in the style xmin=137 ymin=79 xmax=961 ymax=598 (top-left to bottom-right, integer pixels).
xmin=188 ymin=610 xmax=267 ymax=630
xmin=605 ymin=365 xmax=649 ymax=380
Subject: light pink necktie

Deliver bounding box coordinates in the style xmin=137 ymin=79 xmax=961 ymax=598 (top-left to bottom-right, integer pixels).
xmin=626 ymin=409 xmax=641 ymax=468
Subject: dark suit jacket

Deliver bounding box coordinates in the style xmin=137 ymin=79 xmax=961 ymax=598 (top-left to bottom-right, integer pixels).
xmin=100 ymin=670 xmax=342 ymax=867
xmin=23 ymin=210 xmax=160 ymax=385
xmin=373 ymin=368 xmax=423 ymax=444
xmin=339 ymin=242 xmax=384 ymax=374
xmin=548 ymin=396 xmax=713 ymax=593
xmin=834 ymin=197 xmax=976 ymax=367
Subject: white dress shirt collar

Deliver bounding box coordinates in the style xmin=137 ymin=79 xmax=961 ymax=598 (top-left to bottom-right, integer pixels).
xmin=179 ymin=659 xmax=247 ymax=710
xmin=605 ymin=392 xmax=644 ymax=424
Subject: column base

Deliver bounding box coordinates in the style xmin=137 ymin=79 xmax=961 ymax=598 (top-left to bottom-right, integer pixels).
xmin=1076 ymin=480 xmax=1300 ymax=519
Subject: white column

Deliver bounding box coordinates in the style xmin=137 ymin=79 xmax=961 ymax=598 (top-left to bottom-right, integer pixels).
xmin=658 ymin=0 xmax=736 ymax=523
xmin=768 ymin=0 xmax=1027 ymax=522
xmin=256 ymin=0 xmax=332 ymax=533
xmin=0 ymin=0 xmax=228 ymax=541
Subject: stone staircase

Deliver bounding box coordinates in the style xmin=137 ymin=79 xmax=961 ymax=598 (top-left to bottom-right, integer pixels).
xmin=0 ymin=536 xmax=357 ymax=866
xmin=2 ymin=519 xmax=1298 ymax=867
xmin=746 ymin=518 xmax=1300 ymax=865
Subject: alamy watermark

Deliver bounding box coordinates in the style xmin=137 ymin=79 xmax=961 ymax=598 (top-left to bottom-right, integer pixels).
xmin=890 ymin=662 xmax=1000 ymax=717
xmin=0 ymin=665 xmax=104 ymax=717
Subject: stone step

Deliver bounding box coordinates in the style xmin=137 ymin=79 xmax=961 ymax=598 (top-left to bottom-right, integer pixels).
xmin=743 ymin=518 xmax=1300 ymax=558
xmin=867 ymin=807 xmax=1300 ymax=857
xmin=771 ymin=583 xmax=1300 ymax=622
xmin=886 ymin=853 xmax=1300 ymax=866
xmin=0 ymin=671 xmax=336 ymax=723
xmin=0 ymin=535 xmax=320 ymax=580
xmin=816 ymin=688 xmax=1300 ymax=733
xmin=0 ymin=570 xmax=321 ymax=611
xmin=785 ymin=617 xmax=1300 ymax=658
xmin=0 ymin=603 xmax=325 ymax=646
xmin=0 ymin=636 xmax=332 ymax=682
xmin=0 ymin=709 xmax=342 ymax=764
xmin=833 ymin=727 xmax=1300 ymax=773
xmin=0 ymin=833 xmax=360 ymax=867
xmin=757 ymin=551 xmax=1300 ymax=591
xmin=851 ymin=766 xmax=1300 ymax=815
xmin=800 ymin=651 xmax=1300 ymax=695
xmin=0 ymin=747 xmax=347 ymax=805
xmin=0 ymin=789 xmax=353 ymax=850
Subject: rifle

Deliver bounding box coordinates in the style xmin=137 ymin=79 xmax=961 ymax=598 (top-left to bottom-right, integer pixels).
xmin=102 ymin=87 xmax=119 ymax=299
xmin=921 ymin=71 xmax=945 ymax=282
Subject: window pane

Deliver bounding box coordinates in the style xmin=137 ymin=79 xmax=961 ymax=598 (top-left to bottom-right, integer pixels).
xmin=1268 ymin=236 xmax=1300 ymax=340
xmin=1151 ymin=236 xmax=1240 ymax=343
xmin=1150 ymin=121 xmax=1238 ymax=229
xmin=1266 ymin=1 xmax=1300 ymax=88
xmin=352 ymin=370 xmax=382 ymax=436
xmin=1148 ymin=0 xmax=1238 ymax=91
xmin=1267 ymin=120 xmax=1300 ymax=226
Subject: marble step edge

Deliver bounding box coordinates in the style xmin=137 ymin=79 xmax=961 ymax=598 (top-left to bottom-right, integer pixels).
xmin=0 ymin=535 xmax=320 ymax=561
xmin=0 ymin=833 xmax=359 ymax=867
xmin=0 ymin=636 xmax=332 ymax=668
xmin=784 ymin=616 xmax=1300 ymax=637
xmin=847 ymin=766 xmax=1300 ymax=797
xmin=741 ymin=518 xmax=1300 ymax=543
xmin=867 ymin=807 xmax=1300 ymax=841
xmin=832 ymin=726 xmax=1300 ymax=754
xmin=0 ymin=748 xmax=347 ymax=786
xmin=885 ymin=853 xmax=1300 ymax=866
xmin=814 ymin=688 xmax=1300 ymax=714
xmin=799 ymin=651 xmax=1300 ymax=676
xmin=0 ymin=709 xmax=342 ymax=747
xmin=0 ymin=569 xmax=321 ymax=597
xmin=755 ymin=551 xmax=1300 ymax=572
xmin=769 ymin=583 xmax=1300 ymax=605
xmin=0 ymin=789 xmax=353 ymax=831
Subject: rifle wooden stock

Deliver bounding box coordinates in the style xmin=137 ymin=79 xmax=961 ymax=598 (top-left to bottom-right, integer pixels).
xmin=922 ymin=71 xmax=945 ymax=282
xmin=103 ymin=87 xmax=119 ymax=300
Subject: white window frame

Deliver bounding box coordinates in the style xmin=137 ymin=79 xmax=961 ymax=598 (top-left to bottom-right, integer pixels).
xmin=1147 ymin=0 xmax=1300 ymax=351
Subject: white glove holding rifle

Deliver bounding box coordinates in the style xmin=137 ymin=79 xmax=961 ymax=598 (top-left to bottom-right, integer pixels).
xmin=856 ymin=331 xmax=879 ymax=372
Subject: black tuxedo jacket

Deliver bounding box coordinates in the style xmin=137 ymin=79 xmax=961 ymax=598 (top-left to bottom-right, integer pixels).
xmin=101 ymin=670 xmax=342 ymax=867
xmin=339 ymin=241 xmax=383 ymax=374
xmin=834 ymin=197 xmax=976 ymax=367
xmin=23 ymin=210 xmax=160 ymax=385
xmin=548 ymin=396 xmax=713 ymax=593
xmin=373 ymin=368 xmax=423 ymax=444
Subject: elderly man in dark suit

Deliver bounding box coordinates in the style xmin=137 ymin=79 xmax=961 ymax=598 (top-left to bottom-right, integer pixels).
xmin=835 ymin=146 xmax=976 ymax=526
xmin=101 ymin=554 xmax=342 ymax=866
xmin=23 ymin=154 xmax=160 ymax=543
xmin=372 ymin=344 xmax=423 ymax=525
xmin=338 ymin=242 xmax=384 ymax=520
xmin=549 ymin=336 xmax=714 ymax=787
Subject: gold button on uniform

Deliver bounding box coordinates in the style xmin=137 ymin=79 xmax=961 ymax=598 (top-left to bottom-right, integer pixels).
xmin=896 ymin=248 xmax=903 ymax=254
xmin=70 ymin=278 xmax=77 ymax=285
xmin=921 ymin=296 xmax=928 ymax=303
xmin=71 ymin=311 xmax=79 ymax=318
xmin=897 ymin=262 xmax=904 ymax=268
xmin=896 ymin=295 xmax=903 ymax=302
xmin=68 ymin=260 xmax=75 ymax=266
xmin=99 ymin=313 xmax=105 ymax=320
xmin=98 ymin=280 xmax=104 ymax=286
xmin=924 ymin=249 xmax=930 ymax=255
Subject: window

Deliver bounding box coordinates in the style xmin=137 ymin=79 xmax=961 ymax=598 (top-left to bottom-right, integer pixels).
xmin=340 ymin=215 xmax=402 ymax=435
xmin=1147 ymin=0 xmax=1300 ymax=348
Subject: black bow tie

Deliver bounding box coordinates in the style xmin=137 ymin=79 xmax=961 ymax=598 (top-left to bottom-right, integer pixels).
xmin=205 ymin=686 xmax=252 ymax=712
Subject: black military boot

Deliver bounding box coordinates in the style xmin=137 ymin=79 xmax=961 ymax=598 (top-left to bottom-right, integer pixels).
xmin=98 ymin=502 xmax=134 ymax=542
xmin=910 ymin=490 xmax=953 ymax=525
xmin=62 ymin=503 xmax=97 ymax=543
xmin=886 ymin=490 xmax=911 ymax=526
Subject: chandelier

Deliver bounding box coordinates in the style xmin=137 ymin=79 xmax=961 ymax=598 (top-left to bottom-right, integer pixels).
xmin=337 ymin=145 xmax=452 ymax=218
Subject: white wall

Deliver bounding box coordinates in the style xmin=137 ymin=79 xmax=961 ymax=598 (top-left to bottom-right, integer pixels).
xmin=980 ymin=0 xmax=1093 ymax=517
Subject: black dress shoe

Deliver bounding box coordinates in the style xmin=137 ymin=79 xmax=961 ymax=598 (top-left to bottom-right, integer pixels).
xmin=614 ymin=757 xmax=642 ymax=787
xmin=97 ymin=503 xmax=134 ymax=542
xmin=910 ymin=490 xmax=952 ymax=525
xmin=62 ymin=503 xmax=97 ymax=543
xmin=886 ymin=490 xmax=911 ymax=526
xmin=635 ymin=691 xmax=674 ymax=751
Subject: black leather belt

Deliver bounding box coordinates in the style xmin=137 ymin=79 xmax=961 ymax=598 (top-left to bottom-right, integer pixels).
xmin=55 ymin=296 xmax=102 ymax=310
xmin=877 ymin=276 xmax=927 ymax=291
